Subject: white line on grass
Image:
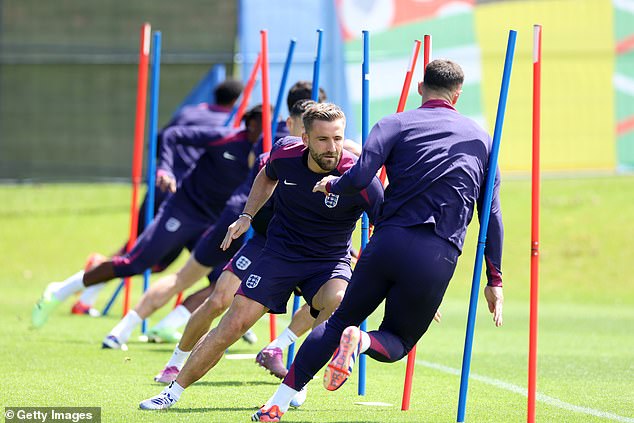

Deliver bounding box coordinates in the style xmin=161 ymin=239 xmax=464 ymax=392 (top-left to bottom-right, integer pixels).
xmin=417 ymin=360 xmax=634 ymax=422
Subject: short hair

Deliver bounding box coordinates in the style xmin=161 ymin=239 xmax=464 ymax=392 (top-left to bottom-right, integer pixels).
xmin=214 ymin=78 xmax=244 ymax=106
xmin=423 ymin=59 xmax=464 ymax=93
xmin=242 ymin=104 xmax=263 ymax=124
xmin=289 ymin=99 xmax=317 ymax=118
xmin=286 ymin=81 xmax=327 ymax=111
xmin=302 ymin=103 xmax=345 ymax=133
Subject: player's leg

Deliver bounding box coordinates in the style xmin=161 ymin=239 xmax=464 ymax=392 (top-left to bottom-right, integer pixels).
xmin=103 ymin=255 xmax=212 ymax=349
xmin=140 ymin=295 xmax=267 ymax=410
xmin=363 ymin=226 xmax=459 ymax=363
xmin=152 ymin=268 xmax=244 ymax=383
xmin=70 ymin=253 xmax=108 ymax=316
xmin=310 ymin=277 xmax=348 ymax=326
xmin=32 ymin=201 xmax=207 ymax=328
xmin=254 ymin=239 xmax=391 ymax=418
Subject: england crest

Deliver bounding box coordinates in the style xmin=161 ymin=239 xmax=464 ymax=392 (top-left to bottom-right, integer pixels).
xmin=324 ymin=193 xmax=339 ymax=208
xmin=235 ymin=255 xmax=251 ymax=271
xmin=245 ymin=274 xmax=261 ymax=288
xmin=165 ymin=217 xmax=181 ymax=232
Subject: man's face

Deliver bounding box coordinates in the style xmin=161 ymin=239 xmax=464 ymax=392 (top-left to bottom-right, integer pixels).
xmin=246 ymin=116 xmax=263 ymax=143
xmin=302 ymin=118 xmax=345 ymax=172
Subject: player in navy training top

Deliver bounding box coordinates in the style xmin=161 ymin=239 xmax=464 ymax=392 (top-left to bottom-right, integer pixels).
xmin=31 ymin=106 xmax=263 ymax=329
xmin=69 ymin=79 xmax=243 ymax=316
xmin=138 ymin=103 xmax=383 ymax=411
xmin=148 ymin=100 xmax=363 ymax=386
xmin=252 ymin=59 xmax=506 ymax=421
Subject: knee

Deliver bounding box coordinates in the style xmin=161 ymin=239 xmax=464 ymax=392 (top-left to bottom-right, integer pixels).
xmin=207 ymin=292 xmax=233 ymax=315
xmin=324 ymin=290 xmax=345 ymax=312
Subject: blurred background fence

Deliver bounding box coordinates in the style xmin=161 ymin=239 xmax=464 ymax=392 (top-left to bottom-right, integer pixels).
xmin=0 ymin=0 xmax=237 ymax=180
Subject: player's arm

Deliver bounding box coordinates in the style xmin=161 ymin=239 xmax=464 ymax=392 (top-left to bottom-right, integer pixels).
xmin=359 ymin=176 xmax=385 ymax=226
xmin=477 ymin=166 xmax=504 ymax=327
xmin=221 ymin=167 xmax=278 ymax=251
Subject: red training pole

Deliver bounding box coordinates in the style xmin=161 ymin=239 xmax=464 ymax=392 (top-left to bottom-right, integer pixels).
xmin=123 ymin=23 xmax=151 ymax=316
xmin=259 ymin=29 xmax=276 ymax=341
xmin=401 ymin=34 xmax=431 ymax=412
xmin=528 ymin=23 xmax=542 ymax=423
xmin=173 ymin=292 xmax=184 ymax=308
xmin=260 ymin=30 xmax=273 ymax=153
xmin=234 ymin=53 xmax=262 ymax=128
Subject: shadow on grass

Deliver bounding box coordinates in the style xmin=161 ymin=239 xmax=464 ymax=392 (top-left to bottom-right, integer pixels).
xmin=167 ymin=406 xmax=255 ymax=413
xmin=134 ymin=347 xmax=179 ymax=353
xmin=191 ymin=380 xmax=279 ymax=387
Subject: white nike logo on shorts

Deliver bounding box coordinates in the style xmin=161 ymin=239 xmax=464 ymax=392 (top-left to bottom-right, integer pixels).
xmin=283 ymin=180 xmax=297 ymax=186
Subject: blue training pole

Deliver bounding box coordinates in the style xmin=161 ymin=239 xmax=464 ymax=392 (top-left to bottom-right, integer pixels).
xmin=311 ymin=29 xmax=324 ymax=101
xmin=286 ymin=32 xmax=318 ymax=368
xmin=140 ymin=31 xmax=162 ymax=334
xmin=272 ymin=39 xmax=296 ymax=139
xmin=358 ymin=29 xmax=370 ymax=396
xmin=456 ymin=29 xmax=516 ymax=422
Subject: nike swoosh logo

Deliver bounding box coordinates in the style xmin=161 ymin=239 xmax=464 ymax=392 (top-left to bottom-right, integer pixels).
xmin=223 ymin=151 xmax=237 ymax=161
xmin=283 ymin=180 xmax=297 ymax=186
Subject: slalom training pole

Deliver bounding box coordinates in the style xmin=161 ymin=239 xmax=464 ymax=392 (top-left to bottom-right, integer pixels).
xmin=358 ymin=29 xmax=370 ymax=396
xmin=141 ymin=30 xmax=162 ymax=334
xmin=401 ymin=34 xmax=429 ymax=412
xmin=231 ymin=53 xmax=262 ymax=127
xmin=259 ymin=29 xmax=276 ymax=341
xmin=272 ymin=39 xmax=296 ymax=140
xmin=312 ymin=29 xmax=324 ymax=101
xmin=527 ymin=23 xmax=542 ymax=423
xmin=456 ymin=29 xmax=516 ymax=422
xmin=102 ymin=24 xmax=152 ymax=316
xmin=122 ymin=23 xmax=151 ymax=316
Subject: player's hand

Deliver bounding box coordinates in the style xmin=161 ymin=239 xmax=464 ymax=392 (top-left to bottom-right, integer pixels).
xmin=313 ymin=175 xmax=339 ymax=194
xmin=220 ymin=216 xmax=251 ymax=251
xmin=484 ymin=285 xmax=504 ymax=327
xmin=433 ymin=309 xmax=442 ymax=323
xmin=157 ymin=170 xmax=176 ymax=193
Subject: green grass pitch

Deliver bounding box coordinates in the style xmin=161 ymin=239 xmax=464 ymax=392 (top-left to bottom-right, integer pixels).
xmin=0 ymin=176 xmax=633 ymax=422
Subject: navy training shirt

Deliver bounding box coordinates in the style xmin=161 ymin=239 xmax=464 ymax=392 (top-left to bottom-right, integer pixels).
xmin=264 ymin=137 xmax=384 ymax=261
xmin=159 ymin=125 xmax=254 ymax=220
xmin=327 ymin=100 xmax=503 ymax=286
xmin=157 ymin=104 xmax=233 ymax=181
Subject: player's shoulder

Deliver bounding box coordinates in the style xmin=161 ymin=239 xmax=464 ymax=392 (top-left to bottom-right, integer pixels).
xmin=257 ymin=151 xmax=271 ymax=170
xmin=335 ymin=149 xmax=358 ymax=174
xmin=270 ymin=136 xmax=304 ymax=160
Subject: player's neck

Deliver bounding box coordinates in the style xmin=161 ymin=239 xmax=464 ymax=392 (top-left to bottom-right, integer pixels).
xmin=421 ymin=93 xmax=453 ymax=105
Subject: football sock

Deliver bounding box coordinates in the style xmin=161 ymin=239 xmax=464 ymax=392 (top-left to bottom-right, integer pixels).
xmin=109 ymin=310 xmax=142 ymax=343
xmin=151 ymin=305 xmax=191 ymax=331
xmin=79 ymin=283 xmax=105 ymax=306
xmin=52 ymin=271 xmax=85 ymax=302
xmin=163 ymin=381 xmax=184 ymax=401
xmin=359 ymin=330 xmax=371 ymax=354
xmin=265 ymin=382 xmax=299 ymax=413
xmin=266 ymin=328 xmax=298 ymax=350
xmin=166 ymin=346 xmax=190 ymax=369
